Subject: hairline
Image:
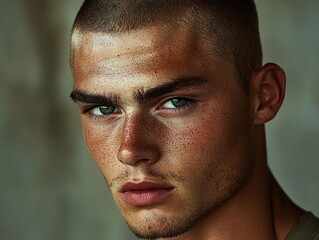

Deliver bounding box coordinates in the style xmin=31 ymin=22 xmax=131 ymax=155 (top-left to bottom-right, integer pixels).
xmin=70 ymin=14 xmax=235 ymax=75
xmin=70 ymin=3 xmax=259 ymax=92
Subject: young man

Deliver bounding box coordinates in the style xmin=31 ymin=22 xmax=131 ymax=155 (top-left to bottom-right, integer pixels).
xmin=70 ymin=0 xmax=319 ymax=239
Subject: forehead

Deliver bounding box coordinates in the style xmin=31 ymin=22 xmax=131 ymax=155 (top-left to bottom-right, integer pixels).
xmin=72 ymin=24 xmax=233 ymax=90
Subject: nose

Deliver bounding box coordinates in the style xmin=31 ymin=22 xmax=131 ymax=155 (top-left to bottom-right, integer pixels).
xmin=117 ymin=113 xmax=161 ymax=166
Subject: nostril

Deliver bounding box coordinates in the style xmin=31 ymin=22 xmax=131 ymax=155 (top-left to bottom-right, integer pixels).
xmin=117 ymin=143 xmax=161 ymax=166
xmin=117 ymin=148 xmax=133 ymax=164
xmin=117 ymin=114 xmax=161 ymax=166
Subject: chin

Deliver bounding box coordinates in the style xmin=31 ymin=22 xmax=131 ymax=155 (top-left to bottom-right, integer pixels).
xmin=127 ymin=221 xmax=186 ymax=240
xmin=122 ymin=207 xmax=210 ymax=240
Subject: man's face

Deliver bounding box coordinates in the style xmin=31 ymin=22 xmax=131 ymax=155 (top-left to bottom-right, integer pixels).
xmin=72 ymin=25 xmax=254 ymax=239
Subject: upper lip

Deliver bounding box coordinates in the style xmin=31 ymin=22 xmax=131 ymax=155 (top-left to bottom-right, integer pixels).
xmin=119 ymin=180 xmax=174 ymax=193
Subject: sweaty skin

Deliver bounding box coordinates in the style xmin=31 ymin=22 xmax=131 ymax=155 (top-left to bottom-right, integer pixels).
xmin=71 ymin=25 xmax=302 ymax=240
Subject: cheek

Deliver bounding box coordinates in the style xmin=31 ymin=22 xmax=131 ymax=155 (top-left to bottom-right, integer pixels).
xmin=165 ymin=111 xmax=223 ymax=159
xmin=164 ymin=107 xmax=251 ymax=205
xmin=82 ymin=122 xmax=118 ymax=173
xmin=164 ymin=100 xmax=250 ymax=176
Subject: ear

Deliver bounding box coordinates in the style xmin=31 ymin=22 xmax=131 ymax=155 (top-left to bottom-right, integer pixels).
xmin=250 ymin=63 xmax=286 ymax=125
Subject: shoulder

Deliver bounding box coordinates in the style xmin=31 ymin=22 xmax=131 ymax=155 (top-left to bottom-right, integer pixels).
xmin=285 ymin=212 xmax=319 ymax=240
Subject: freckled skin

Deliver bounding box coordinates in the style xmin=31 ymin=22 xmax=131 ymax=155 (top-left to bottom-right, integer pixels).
xmin=71 ymin=24 xmax=301 ymax=240
xmin=73 ymin=25 xmax=253 ymax=239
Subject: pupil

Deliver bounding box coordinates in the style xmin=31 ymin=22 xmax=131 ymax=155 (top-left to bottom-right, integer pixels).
xmin=99 ymin=106 xmax=114 ymax=114
xmin=172 ymin=98 xmax=187 ymax=107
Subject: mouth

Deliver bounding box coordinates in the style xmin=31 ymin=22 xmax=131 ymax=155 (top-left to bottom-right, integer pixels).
xmin=119 ymin=181 xmax=175 ymax=207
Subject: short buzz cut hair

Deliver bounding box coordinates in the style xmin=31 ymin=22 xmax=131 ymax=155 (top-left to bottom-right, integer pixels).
xmin=71 ymin=0 xmax=263 ymax=91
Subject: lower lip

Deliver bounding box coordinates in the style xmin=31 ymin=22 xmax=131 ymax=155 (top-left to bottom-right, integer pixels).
xmin=121 ymin=188 xmax=174 ymax=207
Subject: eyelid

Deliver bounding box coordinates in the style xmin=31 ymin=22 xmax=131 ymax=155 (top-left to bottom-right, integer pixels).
xmin=80 ymin=105 xmax=99 ymax=114
xmin=158 ymin=97 xmax=195 ymax=113
xmin=80 ymin=103 xmax=118 ymax=113
xmin=80 ymin=104 xmax=121 ymax=123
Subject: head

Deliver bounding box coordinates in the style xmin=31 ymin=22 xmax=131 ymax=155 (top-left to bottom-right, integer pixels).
xmin=70 ymin=0 xmax=285 ymax=239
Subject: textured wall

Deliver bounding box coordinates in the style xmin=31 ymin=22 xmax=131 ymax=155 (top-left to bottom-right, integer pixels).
xmin=258 ymin=0 xmax=319 ymax=215
xmin=0 ymin=0 xmax=318 ymax=239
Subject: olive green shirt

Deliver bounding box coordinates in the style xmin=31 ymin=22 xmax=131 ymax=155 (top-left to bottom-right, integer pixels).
xmin=285 ymin=212 xmax=319 ymax=240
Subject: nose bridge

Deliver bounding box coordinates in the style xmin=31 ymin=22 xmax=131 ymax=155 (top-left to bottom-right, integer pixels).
xmin=117 ymin=111 xmax=160 ymax=166
xmin=122 ymin=112 xmax=145 ymax=145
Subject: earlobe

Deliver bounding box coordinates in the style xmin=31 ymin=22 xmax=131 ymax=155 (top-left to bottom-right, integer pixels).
xmin=251 ymin=63 xmax=286 ymax=125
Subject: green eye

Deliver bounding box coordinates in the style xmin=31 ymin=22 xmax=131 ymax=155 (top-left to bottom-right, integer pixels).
xmin=92 ymin=106 xmax=118 ymax=115
xmin=162 ymin=98 xmax=189 ymax=109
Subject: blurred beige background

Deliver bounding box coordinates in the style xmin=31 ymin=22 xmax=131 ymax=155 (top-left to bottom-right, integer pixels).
xmin=0 ymin=0 xmax=318 ymax=239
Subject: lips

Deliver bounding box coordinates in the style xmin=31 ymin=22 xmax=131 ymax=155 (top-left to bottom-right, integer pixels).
xmin=119 ymin=181 xmax=175 ymax=207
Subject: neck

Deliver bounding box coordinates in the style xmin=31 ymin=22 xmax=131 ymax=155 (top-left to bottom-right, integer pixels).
xmin=165 ymin=125 xmax=302 ymax=240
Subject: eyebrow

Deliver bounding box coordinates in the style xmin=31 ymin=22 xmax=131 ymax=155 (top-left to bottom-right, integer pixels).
xmin=134 ymin=76 xmax=209 ymax=103
xmin=70 ymin=90 xmax=121 ymax=106
xmin=70 ymin=76 xmax=209 ymax=106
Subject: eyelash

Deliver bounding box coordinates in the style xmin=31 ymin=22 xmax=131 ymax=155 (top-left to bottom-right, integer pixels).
xmin=159 ymin=97 xmax=194 ymax=112
xmin=81 ymin=97 xmax=195 ymax=122
xmin=81 ymin=105 xmax=120 ymax=121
